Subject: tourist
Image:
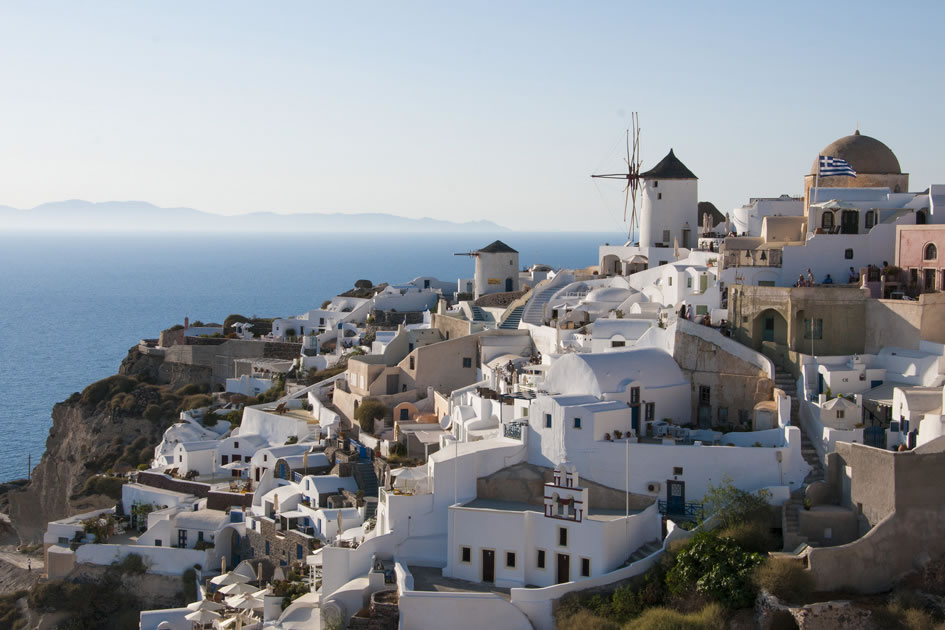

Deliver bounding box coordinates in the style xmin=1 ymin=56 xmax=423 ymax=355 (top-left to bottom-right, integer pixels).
xmin=807 ymin=268 xmax=815 ymax=286
xmin=678 ymin=303 xmax=687 ymax=319
xmin=686 ymin=304 xmax=693 ymax=320
xmin=849 ymin=266 xmax=858 ymax=283
xmin=796 ymin=274 xmax=806 ymax=287
xmin=823 ymin=273 xmax=834 ymax=284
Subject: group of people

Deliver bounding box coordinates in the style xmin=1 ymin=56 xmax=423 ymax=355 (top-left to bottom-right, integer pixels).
xmin=677 ymin=302 xmax=712 ymax=326
xmin=794 ymin=267 xmax=817 ymax=287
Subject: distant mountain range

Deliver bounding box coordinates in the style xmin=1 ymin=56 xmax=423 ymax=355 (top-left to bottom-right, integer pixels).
xmin=0 ymin=200 xmax=509 ymax=233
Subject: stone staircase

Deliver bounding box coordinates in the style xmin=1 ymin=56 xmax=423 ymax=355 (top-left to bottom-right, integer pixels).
xmin=622 ymin=540 xmax=662 ymax=566
xmin=355 ymin=461 xmax=380 ymax=521
xmin=469 ymin=305 xmax=486 ymax=322
xmin=521 ymin=275 xmax=572 ymax=325
xmin=498 ymin=305 xmax=524 ymax=329
xmin=774 ymin=371 xmax=825 ymax=549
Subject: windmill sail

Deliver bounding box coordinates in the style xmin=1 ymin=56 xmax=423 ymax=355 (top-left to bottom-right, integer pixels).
xmin=591 ymin=113 xmax=643 ymax=242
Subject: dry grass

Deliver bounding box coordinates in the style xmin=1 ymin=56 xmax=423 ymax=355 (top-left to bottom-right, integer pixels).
xmin=622 ymin=603 xmax=727 ymax=630
xmin=754 ymin=558 xmax=813 ymax=604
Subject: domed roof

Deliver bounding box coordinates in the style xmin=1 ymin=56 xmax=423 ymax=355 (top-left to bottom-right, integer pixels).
xmin=810 ymin=130 xmax=901 ymax=175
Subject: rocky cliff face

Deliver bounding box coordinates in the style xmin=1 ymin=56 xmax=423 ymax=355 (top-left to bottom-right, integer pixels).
xmin=6 ymin=353 xmax=185 ymax=543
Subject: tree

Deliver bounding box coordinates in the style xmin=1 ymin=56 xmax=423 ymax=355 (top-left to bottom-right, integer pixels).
xmin=355 ymin=399 xmax=387 ymax=434
xmin=665 ymin=531 xmax=764 ymax=609
xmin=701 ymin=476 xmax=771 ymax=530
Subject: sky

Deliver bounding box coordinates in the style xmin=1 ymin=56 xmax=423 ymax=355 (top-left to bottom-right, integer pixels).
xmin=0 ymin=1 xmax=943 ymax=232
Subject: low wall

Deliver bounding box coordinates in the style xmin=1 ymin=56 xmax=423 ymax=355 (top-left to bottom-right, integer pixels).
xmin=75 ymin=543 xmax=207 ymax=575
xmin=398 ymin=591 xmax=533 ymax=630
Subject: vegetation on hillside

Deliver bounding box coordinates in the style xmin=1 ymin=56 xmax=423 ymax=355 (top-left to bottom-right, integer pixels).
xmin=355 ymin=399 xmax=387 ymax=434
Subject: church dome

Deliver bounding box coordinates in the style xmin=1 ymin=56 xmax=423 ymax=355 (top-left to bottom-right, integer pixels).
xmin=810 ymin=130 xmax=901 ymax=175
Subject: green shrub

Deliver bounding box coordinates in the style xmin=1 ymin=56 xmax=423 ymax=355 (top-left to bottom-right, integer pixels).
xmin=144 ymin=404 xmax=163 ymax=422
xmin=388 ymin=442 xmax=407 ymax=457
xmin=624 ymin=603 xmax=727 ymax=630
xmin=717 ymin=519 xmax=778 ymax=553
xmin=175 ymin=383 xmax=204 ymax=396
xmin=80 ymin=375 xmax=136 ymax=407
xmin=556 ymin=609 xmax=620 ymax=630
xmin=182 ymin=568 xmax=197 ymax=601
xmin=754 ymin=558 xmax=813 ymax=604
xmin=666 ymin=531 xmax=763 ymax=609
xmin=203 ymin=411 xmax=219 ymax=426
xmin=193 ymin=540 xmax=215 ymax=551
xmin=226 ymin=409 xmax=243 ymax=426
xmin=179 ymin=394 xmax=212 ymax=411
xmin=112 ymin=553 xmax=148 ymax=575
xmin=701 ymin=476 xmax=771 ymax=529
xmin=136 ymin=463 xmax=149 ymax=471
xmin=355 ymin=399 xmax=387 ymax=434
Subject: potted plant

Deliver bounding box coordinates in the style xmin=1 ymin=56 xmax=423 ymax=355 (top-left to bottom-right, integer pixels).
xmin=613 ymin=430 xmax=623 ymax=440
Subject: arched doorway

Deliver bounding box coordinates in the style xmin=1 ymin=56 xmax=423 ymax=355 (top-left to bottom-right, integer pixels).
xmin=751 ymin=309 xmax=787 ymax=350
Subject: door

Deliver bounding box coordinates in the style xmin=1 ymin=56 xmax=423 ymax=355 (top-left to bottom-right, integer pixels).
xmin=631 ymin=406 xmax=640 ymax=434
xmin=178 ymin=529 xmax=187 ymax=548
xmin=482 ymin=549 xmax=495 ymax=583
xmin=386 ymin=374 xmax=399 ymax=395
xmin=556 ymin=553 xmax=570 ymax=584
xmin=506 ymin=278 xmax=513 ymax=292
xmin=666 ymin=480 xmax=685 ymax=515
xmin=841 ymin=210 xmax=859 ymax=234
xmin=925 ymin=270 xmax=936 ymax=292
xmin=697 ymin=405 xmax=711 ymax=429
xmin=762 ymin=315 xmax=775 ymax=342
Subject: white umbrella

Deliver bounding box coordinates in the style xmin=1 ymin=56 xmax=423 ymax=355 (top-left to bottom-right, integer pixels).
xmin=184 ymin=608 xmax=222 ymax=624
xmin=187 ymin=599 xmax=225 ymax=612
xmin=218 ymin=582 xmax=256 ymax=596
xmin=226 ymin=593 xmax=264 ymax=610
xmin=337 ymin=509 xmax=344 ymax=536
xmin=211 ymin=572 xmax=251 ymax=587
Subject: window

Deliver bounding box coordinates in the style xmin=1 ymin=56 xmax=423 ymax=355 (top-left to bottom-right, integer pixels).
xmin=925 ymin=243 xmax=938 ymax=260
xmin=645 ymin=402 xmax=655 ymax=420
xmin=400 ymin=408 xmax=409 ymax=420
xmin=581 ymin=558 xmax=591 ymax=577
xmin=537 ymin=549 xmax=546 ymax=569
xmin=673 ymin=466 xmax=684 ymax=476
xmin=198 ymin=531 xmax=204 ymax=542
xmin=545 ymin=414 xmax=552 ymax=428
xmin=265 ymin=541 xmax=270 ymax=555
xmin=264 ymin=455 xmax=268 ymax=462
xmin=573 ymin=417 xmax=582 ymax=429
xmin=630 ymin=387 xmax=640 ymax=404
xmin=559 ymin=527 xmax=568 ymax=547
xmin=222 ymin=455 xmax=229 ymax=465
xmin=668 ymin=276 xmax=672 ymax=286
xmin=687 ymin=277 xmax=692 ymax=288
xmin=662 ymin=230 xmax=671 ymax=243
xmin=654 ymin=180 xmax=659 ymax=187
xmin=522 ymin=407 xmax=529 ymax=417
xmin=836 ymin=410 xmax=845 ymax=419
xmin=804 ymin=318 xmax=823 ymax=340
xmin=463 ymin=357 xmax=472 ymax=368
xmin=234 ymin=441 xmax=239 ymax=449
xmin=506 ymin=552 xmax=516 ymax=568
xmin=822 ymin=211 xmax=834 ymax=230
xmin=845 ymin=248 xmax=854 ymax=260
xmin=699 ymin=386 xmax=711 ymax=404
xmin=155 ymin=539 xmax=162 ymax=547
xmin=409 ymin=357 xmax=415 ymax=370
xmin=408 ymin=343 xmax=414 ymax=352
xmin=611 ymin=340 xmax=626 ymax=348
xmin=718 ymin=407 xmax=729 ymax=423
xmin=58 ymin=536 xmax=69 ymax=544
xmin=658 ymin=193 xmax=662 ymax=200
xmin=232 ymin=454 xmax=242 ymax=462
xmin=461 ymin=546 xmax=471 ymax=563
xmin=696 ymin=305 xmax=708 ymax=315
xmin=865 ymin=211 xmax=876 ymax=229
xmin=297 ymin=544 xmax=304 ymax=560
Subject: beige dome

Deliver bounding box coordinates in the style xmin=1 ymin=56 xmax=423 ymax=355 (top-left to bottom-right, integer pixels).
xmin=810 ymin=130 xmax=901 ymax=175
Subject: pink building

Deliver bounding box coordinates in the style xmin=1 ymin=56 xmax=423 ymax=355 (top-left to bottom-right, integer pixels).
xmin=895 ymin=225 xmax=945 ymax=294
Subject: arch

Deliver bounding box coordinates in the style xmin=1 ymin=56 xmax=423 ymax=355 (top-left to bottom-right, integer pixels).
xmin=925 ymin=243 xmax=938 ymax=261
xmin=751 ymin=308 xmax=788 ymax=350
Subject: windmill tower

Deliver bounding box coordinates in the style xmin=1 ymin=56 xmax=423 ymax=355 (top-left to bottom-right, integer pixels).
xmin=591 ymin=113 xmax=643 ymax=242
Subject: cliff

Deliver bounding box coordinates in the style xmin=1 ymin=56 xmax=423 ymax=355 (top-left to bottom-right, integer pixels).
xmin=6 ymin=362 xmax=191 ymax=543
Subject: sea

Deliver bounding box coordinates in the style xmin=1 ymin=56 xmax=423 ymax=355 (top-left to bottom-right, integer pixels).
xmin=0 ymin=230 xmax=624 ymax=483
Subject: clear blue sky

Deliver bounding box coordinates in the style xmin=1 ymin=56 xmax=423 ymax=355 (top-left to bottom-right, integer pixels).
xmin=0 ymin=1 xmax=942 ymax=231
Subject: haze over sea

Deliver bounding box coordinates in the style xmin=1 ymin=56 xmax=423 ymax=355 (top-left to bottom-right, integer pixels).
xmin=0 ymin=230 xmax=622 ymax=483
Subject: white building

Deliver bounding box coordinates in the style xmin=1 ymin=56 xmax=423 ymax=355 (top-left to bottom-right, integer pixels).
xmin=457 ymin=240 xmax=520 ymax=298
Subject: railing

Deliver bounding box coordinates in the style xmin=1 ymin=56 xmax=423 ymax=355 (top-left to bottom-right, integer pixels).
xmin=658 ymin=501 xmax=704 ymax=522
xmin=503 ymin=421 xmax=527 ymax=440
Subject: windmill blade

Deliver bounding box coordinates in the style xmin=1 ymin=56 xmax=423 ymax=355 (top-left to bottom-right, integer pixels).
xmin=623 ymin=184 xmax=631 ymax=222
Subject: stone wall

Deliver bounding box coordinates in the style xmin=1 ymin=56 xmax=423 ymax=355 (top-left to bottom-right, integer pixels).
xmin=756 ymin=590 xmax=876 ymax=630
xmin=673 ymin=328 xmax=773 ymax=428
xmin=135 ymin=472 xmax=253 ymax=510
xmin=246 ymin=516 xmax=317 ymax=568
xmin=475 ymin=462 xmax=654 ymax=511
xmin=371 ymin=310 xmax=425 ymax=327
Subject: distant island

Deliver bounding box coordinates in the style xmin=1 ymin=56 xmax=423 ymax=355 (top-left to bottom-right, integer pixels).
xmin=0 ymin=199 xmax=509 ymax=233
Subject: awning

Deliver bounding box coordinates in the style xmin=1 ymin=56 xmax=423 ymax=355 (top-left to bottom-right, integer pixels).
xmin=623 ymin=254 xmax=648 ymax=264
xmin=863 ymin=382 xmax=898 ymax=407
xmin=279 ymin=510 xmax=307 ymax=519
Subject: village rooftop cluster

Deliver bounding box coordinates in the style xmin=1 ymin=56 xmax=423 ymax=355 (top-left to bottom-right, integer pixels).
xmin=40 ymin=130 xmax=945 ymax=629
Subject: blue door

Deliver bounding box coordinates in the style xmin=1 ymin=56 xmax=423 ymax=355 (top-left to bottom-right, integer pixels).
xmin=666 ymin=481 xmax=685 ymax=515
xmin=818 ymin=373 xmax=825 ymax=395
xmin=631 ymin=406 xmax=640 ymax=433
xmin=871 ymin=380 xmax=883 ymax=389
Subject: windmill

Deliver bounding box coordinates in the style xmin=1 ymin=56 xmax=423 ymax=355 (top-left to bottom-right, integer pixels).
xmin=592 ymin=112 xmax=643 ymax=242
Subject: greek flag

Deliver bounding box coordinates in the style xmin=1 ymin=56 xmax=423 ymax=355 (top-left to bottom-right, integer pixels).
xmin=818 ymin=155 xmax=857 ymax=177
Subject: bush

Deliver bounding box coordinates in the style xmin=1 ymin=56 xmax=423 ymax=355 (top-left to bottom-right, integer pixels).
xmin=182 ymin=568 xmax=197 ymax=601
xmin=754 ymin=558 xmax=813 ymax=604
xmin=226 ymin=409 xmax=243 ymax=427
xmin=179 ymin=394 xmax=212 ymax=411
xmin=0 ymin=590 xmax=26 ymax=629
xmin=717 ymin=519 xmax=778 ymax=553
xmin=175 ymin=383 xmax=204 ymax=396
xmin=203 ymin=411 xmax=219 ymax=426
xmin=355 ymin=399 xmax=387 ymax=434
xmin=112 ymin=553 xmax=148 ymax=575
xmin=388 ymin=442 xmax=407 ymax=457
xmin=80 ymin=375 xmax=136 ymax=407
xmin=193 ymin=540 xmax=215 ymax=551
xmin=665 ymin=531 xmax=763 ymax=609
xmin=143 ymin=404 xmax=163 ymax=422
xmin=624 ymin=603 xmax=727 ymax=630
xmin=556 ymin=609 xmax=620 ymax=630
xmin=81 ymin=476 xmax=125 ymax=500
xmin=701 ymin=476 xmax=771 ymax=530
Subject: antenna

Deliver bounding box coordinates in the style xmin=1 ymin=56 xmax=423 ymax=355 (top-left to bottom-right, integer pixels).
xmin=592 ymin=112 xmax=643 ymax=242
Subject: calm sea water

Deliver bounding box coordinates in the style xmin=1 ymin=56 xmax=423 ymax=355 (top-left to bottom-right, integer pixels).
xmin=0 ymin=231 xmax=621 ymax=482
